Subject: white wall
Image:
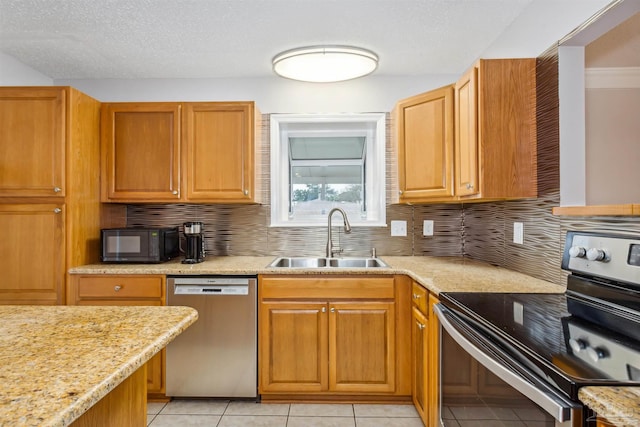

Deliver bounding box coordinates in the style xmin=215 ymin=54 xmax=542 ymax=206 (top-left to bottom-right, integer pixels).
xmin=0 ymin=52 xmax=53 ymax=86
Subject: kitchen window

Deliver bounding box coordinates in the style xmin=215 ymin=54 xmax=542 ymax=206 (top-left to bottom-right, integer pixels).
xmin=270 ymin=113 xmax=386 ymax=227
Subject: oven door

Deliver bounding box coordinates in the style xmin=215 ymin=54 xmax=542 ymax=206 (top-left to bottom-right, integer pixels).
xmin=434 ymin=304 xmax=585 ymax=427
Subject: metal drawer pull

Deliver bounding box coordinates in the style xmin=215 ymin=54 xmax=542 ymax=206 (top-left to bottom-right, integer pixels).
xmin=53 ymin=187 xmax=62 ymax=193
xmin=114 ymin=285 xmax=122 ymax=292
xmin=244 ymin=190 xmax=249 ymax=196
xmin=417 ymin=322 xmax=425 ymax=330
xmin=413 ymin=293 xmax=421 ymax=300
xmin=321 ymin=307 xmax=326 ymax=313
xmin=330 ymin=307 xmax=335 ymax=313
xmin=53 ymin=208 xmax=61 ymax=214
xmin=172 ymin=190 xmax=179 ymax=195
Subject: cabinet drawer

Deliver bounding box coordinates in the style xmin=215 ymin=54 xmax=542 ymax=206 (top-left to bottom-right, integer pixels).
xmin=412 ymin=282 xmax=428 ymax=316
xmin=260 ymin=275 xmax=395 ymax=299
xmin=76 ymin=275 xmax=163 ymax=299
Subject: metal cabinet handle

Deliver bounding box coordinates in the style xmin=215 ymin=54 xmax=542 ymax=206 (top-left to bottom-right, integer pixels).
xmin=399 ymin=190 xmax=404 ymax=195
xmin=466 ymin=183 xmax=474 ymax=190
xmin=53 ymin=208 xmax=62 ymax=214
xmin=412 ymin=293 xmax=421 ymax=300
xmin=53 ymin=187 xmax=62 ymax=193
xmin=114 ymin=285 xmax=122 ymax=292
xmin=417 ymin=322 xmax=425 ymax=330
xmin=321 ymin=307 xmax=326 ymax=313
xmin=244 ymin=189 xmax=249 ymax=196
xmin=172 ymin=190 xmax=179 ymax=195
xmin=330 ymin=307 xmax=336 ymax=313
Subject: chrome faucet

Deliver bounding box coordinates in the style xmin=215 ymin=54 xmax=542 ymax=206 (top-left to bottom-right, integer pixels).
xmin=326 ymin=208 xmax=352 ymax=258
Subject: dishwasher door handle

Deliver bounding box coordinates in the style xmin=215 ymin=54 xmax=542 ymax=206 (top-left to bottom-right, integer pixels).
xmin=173 ymin=284 xmax=250 ymax=295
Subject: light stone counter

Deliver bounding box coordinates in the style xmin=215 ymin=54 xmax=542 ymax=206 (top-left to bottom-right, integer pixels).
xmin=69 ymin=255 xmax=565 ymax=295
xmin=0 ymin=305 xmax=198 ymax=427
xmin=579 ymin=387 xmax=640 ymax=427
xmin=69 ymin=255 xmax=639 ymax=424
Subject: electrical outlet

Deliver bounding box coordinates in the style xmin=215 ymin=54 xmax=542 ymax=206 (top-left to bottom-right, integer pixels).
xmin=423 ymin=220 xmax=434 ymax=236
xmin=513 ymin=222 xmax=524 ymax=244
xmin=390 ymin=220 xmax=407 ymax=237
xmin=513 ymin=301 xmax=524 ymax=325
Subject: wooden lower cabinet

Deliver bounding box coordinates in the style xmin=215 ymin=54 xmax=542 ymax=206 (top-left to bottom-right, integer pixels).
xmin=67 ymin=274 xmax=166 ymax=397
xmin=427 ymin=294 xmax=440 ymax=427
xmin=411 ymin=281 xmax=441 ymax=427
xmin=258 ymin=275 xmax=410 ymax=400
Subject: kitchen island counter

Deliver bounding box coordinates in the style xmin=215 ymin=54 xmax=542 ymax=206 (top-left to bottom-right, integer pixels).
xmin=0 ymin=305 xmax=197 ymax=427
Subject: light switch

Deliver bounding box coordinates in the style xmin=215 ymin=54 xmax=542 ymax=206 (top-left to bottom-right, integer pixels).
xmin=423 ymin=220 xmax=434 ymax=236
xmin=390 ymin=220 xmax=407 ymax=237
xmin=513 ymin=222 xmax=524 ymax=245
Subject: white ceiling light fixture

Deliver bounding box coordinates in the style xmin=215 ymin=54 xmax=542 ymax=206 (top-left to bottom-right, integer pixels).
xmin=272 ymin=45 xmax=378 ymax=83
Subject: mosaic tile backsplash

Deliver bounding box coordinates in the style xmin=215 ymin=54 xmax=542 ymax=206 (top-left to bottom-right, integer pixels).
xmin=127 ymin=50 xmax=640 ymax=288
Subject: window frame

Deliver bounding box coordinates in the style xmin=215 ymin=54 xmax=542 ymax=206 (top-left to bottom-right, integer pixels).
xmin=270 ymin=113 xmax=386 ymax=227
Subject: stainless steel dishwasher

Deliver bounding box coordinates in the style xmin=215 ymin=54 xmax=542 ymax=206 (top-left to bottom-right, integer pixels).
xmin=166 ymin=275 xmax=257 ymax=398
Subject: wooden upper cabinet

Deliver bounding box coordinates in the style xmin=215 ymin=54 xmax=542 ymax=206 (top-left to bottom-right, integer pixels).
xmin=101 ymin=103 xmax=181 ymax=202
xmin=183 ymin=102 xmax=257 ymax=202
xmin=0 ymin=88 xmax=66 ymax=197
xmin=102 ymin=101 xmax=261 ymax=203
xmin=396 ymin=85 xmax=454 ymax=202
xmin=455 ymin=59 xmax=537 ymax=201
xmin=454 ymin=66 xmax=479 ymax=197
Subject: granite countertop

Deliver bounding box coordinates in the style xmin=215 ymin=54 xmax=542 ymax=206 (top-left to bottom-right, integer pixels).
xmin=68 ymin=255 xmax=565 ymax=295
xmin=0 ymin=305 xmax=198 ymax=427
xmin=579 ymin=387 xmax=640 ymax=427
xmin=68 ymin=255 xmax=640 ymax=426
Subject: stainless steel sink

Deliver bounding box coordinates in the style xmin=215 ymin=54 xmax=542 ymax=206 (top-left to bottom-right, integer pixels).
xmin=268 ymin=257 xmax=389 ymax=269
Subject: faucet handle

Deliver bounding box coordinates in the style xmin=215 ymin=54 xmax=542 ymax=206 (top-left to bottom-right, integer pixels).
xmin=371 ymin=247 xmax=376 ymax=258
xmin=331 ymin=247 xmax=344 ymax=257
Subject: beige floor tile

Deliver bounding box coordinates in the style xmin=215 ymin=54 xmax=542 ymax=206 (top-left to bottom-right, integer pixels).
xmin=356 ymin=417 xmax=426 ymax=427
xmin=224 ymin=401 xmax=290 ymax=416
xmin=218 ymin=415 xmax=288 ymax=426
xmin=149 ymin=414 xmax=222 ymax=426
xmin=353 ymin=404 xmax=419 ymax=418
xmin=147 ymin=402 xmax=167 ymax=415
xmin=160 ymin=399 xmax=229 ymax=415
xmin=288 ymin=416 xmax=356 ymax=427
xmin=290 ymin=403 xmax=354 ymax=417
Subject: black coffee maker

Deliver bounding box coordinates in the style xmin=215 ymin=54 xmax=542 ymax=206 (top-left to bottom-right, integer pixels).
xmin=182 ymin=222 xmax=205 ymax=264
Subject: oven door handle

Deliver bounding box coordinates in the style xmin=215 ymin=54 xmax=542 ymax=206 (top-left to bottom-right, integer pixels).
xmin=434 ymin=303 xmax=580 ymax=424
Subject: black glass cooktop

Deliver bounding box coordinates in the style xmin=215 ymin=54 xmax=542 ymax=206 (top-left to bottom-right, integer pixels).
xmin=439 ymin=292 xmax=640 ymax=399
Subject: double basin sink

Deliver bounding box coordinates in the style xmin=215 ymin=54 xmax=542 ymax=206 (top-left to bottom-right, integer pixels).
xmin=268 ymin=257 xmax=389 ymax=269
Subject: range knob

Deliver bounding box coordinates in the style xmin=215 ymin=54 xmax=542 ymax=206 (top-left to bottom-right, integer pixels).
xmin=568 ymin=338 xmax=588 ymax=353
xmin=586 ymin=346 xmax=608 ymax=363
xmin=586 ymin=248 xmax=610 ymax=262
xmin=568 ymin=246 xmax=587 ymax=258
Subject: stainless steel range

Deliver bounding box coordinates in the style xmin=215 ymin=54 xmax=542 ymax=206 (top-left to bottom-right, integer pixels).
xmin=435 ymin=231 xmax=640 ymax=427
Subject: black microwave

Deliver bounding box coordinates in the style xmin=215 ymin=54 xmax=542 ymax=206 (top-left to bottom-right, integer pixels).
xmin=101 ymin=227 xmax=180 ymax=263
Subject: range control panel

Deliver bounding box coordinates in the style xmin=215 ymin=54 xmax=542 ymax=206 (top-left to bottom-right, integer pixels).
xmin=562 ymin=231 xmax=640 ymax=285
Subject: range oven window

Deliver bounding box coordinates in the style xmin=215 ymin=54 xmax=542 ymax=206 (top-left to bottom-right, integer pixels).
xmin=440 ymin=328 xmax=556 ymax=426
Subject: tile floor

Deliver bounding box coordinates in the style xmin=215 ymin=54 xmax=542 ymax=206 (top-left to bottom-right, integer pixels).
xmin=147 ymin=399 xmax=424 ymax=427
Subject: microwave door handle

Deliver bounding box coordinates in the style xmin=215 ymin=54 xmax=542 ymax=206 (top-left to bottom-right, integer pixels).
xmin=434 ymin=303 xmax=579 ymax=424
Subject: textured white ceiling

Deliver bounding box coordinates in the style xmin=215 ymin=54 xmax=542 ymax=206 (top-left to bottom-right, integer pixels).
xmin=0 ymin=0 xmax=542 ymax=79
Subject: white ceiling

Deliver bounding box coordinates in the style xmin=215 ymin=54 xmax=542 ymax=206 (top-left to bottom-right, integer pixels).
xmin=0 ymin=0 xmax=561 ymax=80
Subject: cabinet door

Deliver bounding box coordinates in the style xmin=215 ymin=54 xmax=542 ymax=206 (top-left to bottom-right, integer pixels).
xmin=183 ymin=102 xmax=255 ymax=202
xmin=412 ymin=306 xmax=429 ymax=425
xmin=259 ymin=301 xmax=328 ymax=393
xmin=455 ymin=65 xmax=479 ymax=197
xmin=396 ymin=86 xmax=454 ymax=201
xmin=0 ymin=87 xmax=66 ymax=197
xmin=427 ymin=294 xmax=440 ymax=427
xmin=329 ymin=301 xmax=395 ymax=393
xmin=101 ymin=103 xmax=181 ymax=201
xmin=0 ymin=204 xmax=64 ymax=304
